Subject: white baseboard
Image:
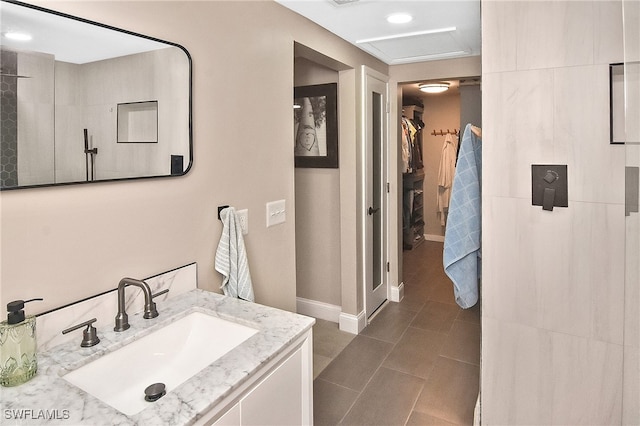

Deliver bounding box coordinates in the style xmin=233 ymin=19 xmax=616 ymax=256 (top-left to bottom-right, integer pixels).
xmin=296 ymin=297 xmax=341 ymax=323
xmin=296 ymin=297 xmax=367 ymax=335
xmin=424 ymin=234 xmax=445 ymax=242
xmin=339 ymin=310 xmax=367 ymax=335
xmin=390 ymin=282 xmax=404 ymax=302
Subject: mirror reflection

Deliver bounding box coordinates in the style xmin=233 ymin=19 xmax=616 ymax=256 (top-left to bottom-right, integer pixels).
xmin=0 ymin=0 xmax=192 ymax=189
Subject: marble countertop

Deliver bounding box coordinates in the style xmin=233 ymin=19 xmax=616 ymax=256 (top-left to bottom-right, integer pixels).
xmin=0 ymin=289 xmax=315 ymax=425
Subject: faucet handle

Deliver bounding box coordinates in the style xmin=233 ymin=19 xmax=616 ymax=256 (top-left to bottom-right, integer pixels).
xmin=62 ymin=318 xmax=100 ymax=347
xmin=152 ymin=288 xmax=169 ymax=299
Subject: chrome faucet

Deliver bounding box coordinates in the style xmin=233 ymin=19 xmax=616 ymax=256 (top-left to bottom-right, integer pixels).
xmin=114 ymin=277 xmax=159 ymax=332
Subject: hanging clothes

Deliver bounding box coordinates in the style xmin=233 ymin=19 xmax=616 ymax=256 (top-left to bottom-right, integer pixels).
xmin=443 ymin=123 xmax=482 ymax=309
xmin=409 ymin=118 xmax=424 ymax=170
xmin=401 ymin=118 xmax=412 ymax=173
xmin=401 ymin=117 xmax=423 ymax=173
xmin=437 ymin=133 xmax=458 ymax=226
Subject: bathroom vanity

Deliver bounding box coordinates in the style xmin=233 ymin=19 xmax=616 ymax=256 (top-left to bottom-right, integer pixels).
xmin=0 ymin=290 xmax=314 ymax=425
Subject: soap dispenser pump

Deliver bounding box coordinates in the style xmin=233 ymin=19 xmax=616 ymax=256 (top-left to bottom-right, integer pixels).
xmin=0 ymin=298 xmax=43 ymax=387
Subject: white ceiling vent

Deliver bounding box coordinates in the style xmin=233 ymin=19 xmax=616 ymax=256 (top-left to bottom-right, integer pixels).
xmin=330 ymin=0 xmax=360 ymax=6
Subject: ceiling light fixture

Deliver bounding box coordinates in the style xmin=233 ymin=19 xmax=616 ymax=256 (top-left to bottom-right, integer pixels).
xmin=356 ymin=26 xmax=456 ymax=44
xmin=419 ymin=82 xmax=450 ymax=94
xmin=4 ymin=31 xmax=32 ymax=41
xmin=387 ymin=13 xmax=413 ymax=24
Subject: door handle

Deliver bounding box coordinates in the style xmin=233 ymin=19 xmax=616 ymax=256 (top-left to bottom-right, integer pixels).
xmin=368 ymin=206 xmax=380 ymax=215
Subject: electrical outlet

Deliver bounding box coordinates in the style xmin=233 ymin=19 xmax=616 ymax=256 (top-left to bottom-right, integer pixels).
xmin=237 ymin=209 xmax=249 ymax=235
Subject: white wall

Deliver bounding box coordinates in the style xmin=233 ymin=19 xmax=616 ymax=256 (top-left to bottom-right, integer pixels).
xmin=481 ymin=1 xmax=627 ymax=423
xmin=0 ymin=1 xmax=387 ymax=316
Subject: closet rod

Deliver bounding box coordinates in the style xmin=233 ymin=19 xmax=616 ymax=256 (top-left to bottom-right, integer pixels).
xmin=431 ymin=129 xmax=459 ymax=136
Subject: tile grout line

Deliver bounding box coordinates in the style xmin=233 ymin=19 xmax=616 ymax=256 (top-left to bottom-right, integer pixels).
xmin=337 ymin=309 xmax=420 ymax=424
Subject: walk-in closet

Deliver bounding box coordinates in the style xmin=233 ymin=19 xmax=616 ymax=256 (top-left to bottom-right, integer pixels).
xmin=401 ymin=78 xmax=481 ymax=247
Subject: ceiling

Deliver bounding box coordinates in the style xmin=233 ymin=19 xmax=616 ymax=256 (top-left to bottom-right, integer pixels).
xmin=1 ymin=1 xmax=168 ymax=64
xmin=275 ymin=0 xmax=481 ymax=66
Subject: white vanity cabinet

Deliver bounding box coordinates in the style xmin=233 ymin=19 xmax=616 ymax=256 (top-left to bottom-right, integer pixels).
xmin=3 ymin=290 xmax=315 ymax=426
xmin=201 ymin=331 xmax=313 ymax=426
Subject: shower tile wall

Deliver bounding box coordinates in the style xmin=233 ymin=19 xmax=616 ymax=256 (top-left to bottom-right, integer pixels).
xmin=1 ymin=49 xmax=18 ymax=187
xmin=481 ymin=1 xmax=626 ymax=424
xmin=622 ymin=1 xmax=640 ymax=422
xmin=13 ymin=50 xmax=55 ymax=187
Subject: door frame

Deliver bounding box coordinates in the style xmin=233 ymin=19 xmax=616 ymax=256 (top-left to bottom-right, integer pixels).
xmin=361 ymin=66 xmax=390 ymax=319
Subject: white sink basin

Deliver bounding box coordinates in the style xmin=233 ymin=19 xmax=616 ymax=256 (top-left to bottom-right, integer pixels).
xmin=63 ymin=311 xmax=258 ymax=416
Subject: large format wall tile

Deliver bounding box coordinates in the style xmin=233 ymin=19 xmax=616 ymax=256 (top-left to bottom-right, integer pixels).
xmin=482 ymin=0 xmax=630 ymax=423
xmin=482 ymin=69 xmax=555 ymax=199
xmin=481 ymin=196 xmax=520 ymax=323
xmin=624 ymin=210 xmax=640 ymax=422
xmin=483 ymin=197 xmax=625 ymax=344
xmin=484 ymin=64 xmax=624 ymax=204
xmin=622 ymin=0 xmax=640 ymax=62
xmin=516 ymin=1 xmax=594 ymax=70
xmin=553 ymin=64 xmax=625 ymax=204
xmin=480 ymin=1 xmax=517 ymax=74
xmin=482 ymin=318 xmax=623 ymax=425
xmin=593 ymin=1 xmax=624 ymax=64
xmin=623 ymin=346 xmax=639 ymax=423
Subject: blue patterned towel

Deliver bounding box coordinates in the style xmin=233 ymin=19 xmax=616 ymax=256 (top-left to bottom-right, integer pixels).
xmin=443 ymin=124 xmax=482 ymax=309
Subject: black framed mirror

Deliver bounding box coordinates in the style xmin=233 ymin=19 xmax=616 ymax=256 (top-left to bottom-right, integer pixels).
xmin=0 ymin=0 xmax=192 ymax=189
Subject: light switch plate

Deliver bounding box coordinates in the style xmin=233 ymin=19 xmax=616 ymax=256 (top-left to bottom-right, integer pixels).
xmin=266 ymin=200 xmax=286 ymax=227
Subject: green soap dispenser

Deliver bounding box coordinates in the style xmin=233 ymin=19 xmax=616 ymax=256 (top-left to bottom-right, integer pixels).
xmin=0 ymin=298 xmax=43 ymax=387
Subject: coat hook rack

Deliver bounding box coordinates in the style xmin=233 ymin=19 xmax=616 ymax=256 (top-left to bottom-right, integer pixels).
xmin=431 ymin=129 xmax=459 ymax=136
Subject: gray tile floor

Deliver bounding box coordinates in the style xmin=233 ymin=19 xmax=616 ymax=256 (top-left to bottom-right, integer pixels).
xmin=312 ymin=241 xmax=480 ymax=425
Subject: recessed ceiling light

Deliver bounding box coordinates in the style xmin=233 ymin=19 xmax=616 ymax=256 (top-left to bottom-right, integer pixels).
xmin=419 ymin=82 xmax=450 ymax=94
xmin=387 ymin=13 xmax=413 ymax=24
xmin=4 ymin=32 xmax=32 ymax=41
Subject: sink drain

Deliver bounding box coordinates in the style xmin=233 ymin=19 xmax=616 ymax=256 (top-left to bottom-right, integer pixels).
xmin=144 ymin=383 xmax=166 ymax=402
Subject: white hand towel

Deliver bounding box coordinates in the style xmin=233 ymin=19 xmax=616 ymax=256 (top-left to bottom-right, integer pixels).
xmin=215 ymin=207 xmax=255 ymax=302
